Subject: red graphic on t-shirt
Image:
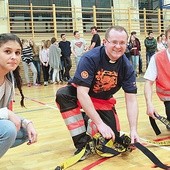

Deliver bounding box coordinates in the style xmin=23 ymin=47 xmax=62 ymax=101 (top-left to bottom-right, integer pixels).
xmin=75 ymin=42 xmax=83 ymax=48
xmin=93 ymin=69 xmax=118 ymax=93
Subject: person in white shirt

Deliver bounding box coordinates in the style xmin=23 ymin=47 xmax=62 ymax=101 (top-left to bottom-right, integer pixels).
xmin=144 ymin=26 xmax=170 ymax=131
xmin=70 ymin=31 xmax=87 ymax=67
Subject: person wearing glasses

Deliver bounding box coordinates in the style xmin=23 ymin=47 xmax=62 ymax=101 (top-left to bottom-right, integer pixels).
xmin=56 ymin=26 xmax=140 ymax=160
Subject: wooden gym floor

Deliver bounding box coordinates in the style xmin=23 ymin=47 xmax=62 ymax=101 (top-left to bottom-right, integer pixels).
xmin=0 ymin=77 xmax=169 ymax=170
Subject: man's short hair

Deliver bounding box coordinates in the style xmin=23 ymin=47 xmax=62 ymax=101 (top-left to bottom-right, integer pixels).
xmin=60 ymin=33 xmax=65 ymax=38
xmin=148 ymin=30 xmax=153 ymax=35
xmin=91 ymin=26 xmax=98 ymax=31
xmin=73 ymin=31 xmax=79 ymax=36
xmin=131 ymin=31 xmax=136 ymax=35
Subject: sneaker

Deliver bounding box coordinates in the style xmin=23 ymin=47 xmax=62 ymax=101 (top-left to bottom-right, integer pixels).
xmin=27 ymin=83 xmax=31 ymax=87
xmin=74 ymin=147 xmax=91 ymax=161
xmin=44 ymin=81 xmax=48 ymax=86
xmin=33 ymin=83 xmax=38 ymax=86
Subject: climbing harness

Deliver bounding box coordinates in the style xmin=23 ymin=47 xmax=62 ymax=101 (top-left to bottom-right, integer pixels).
xmin=55 ymin=133 xmax=170 ymax=170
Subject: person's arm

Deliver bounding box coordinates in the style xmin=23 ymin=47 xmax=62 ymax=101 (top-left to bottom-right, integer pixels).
xmin=125 ymin=93 xmax=140 ymax=143
xmin=144 ymin=80 xmax=157 ymax=119
xmin=71 ymin=47 xmax=76 ymax=57
xmin=0 ymin=107 xmax=21 ymax=131
xmin=144 ymin=55 xmax=157 ymax=119
xmin=70 ymin=41 xmax=77 ymax=57
xmin=89 ymin=42 xmax=96 ymax=50
xmin=77 ymin=85 xmax=115 ymax=140
xmin=21 ymin=118 xmax=37 ymax=144
xmin=0 ymin=107 xmax=37 ymax=144
xmin=39 ymin=49 xmax=43 ymax=63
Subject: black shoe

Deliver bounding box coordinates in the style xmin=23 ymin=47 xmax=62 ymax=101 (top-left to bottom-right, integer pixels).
xmin=63 ymin=77 xmax=68 ymax=82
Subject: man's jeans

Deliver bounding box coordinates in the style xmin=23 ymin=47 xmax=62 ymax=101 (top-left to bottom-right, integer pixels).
xmin=0 ymin=120 xmax=28 ymax=158
xmin=146 ymin=51 xmax=155 ymax=68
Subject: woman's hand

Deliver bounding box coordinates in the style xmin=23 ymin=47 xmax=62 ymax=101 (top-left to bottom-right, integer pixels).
xmin=26 ymin=123 xmax=38 ymax=145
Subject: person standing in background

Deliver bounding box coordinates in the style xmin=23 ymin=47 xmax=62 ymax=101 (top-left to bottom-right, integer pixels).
xmin=39 ymin=40 xmax=49 ymax=86
xmin=70 ymin=31 xmax=87 ymax=67
xmin=21 ymin=39 xmax=37 ymax=87
xmin=129 ymin=35 xmax=140 ymax=76
xmin=157 ymin=35 xmax=166 ymax=52
xmin=29 ymin=39 xmax=41 ymax=85
xmin=59 ymin=33 xmax=72 ymax=82
xmin=131 ymin=31 xmax=142 ymax=74
xmin=160 ymin=33 xmax=168 ymax=49
xmin=144 ymin=31 xmax=157 ymax=68
xmin=49 ymin=37 xmax=61 ymax=84
xmin=89 ymin=26 xmax=101 ymax=50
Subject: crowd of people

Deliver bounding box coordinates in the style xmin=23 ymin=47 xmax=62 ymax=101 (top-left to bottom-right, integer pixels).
xmin=18 ymin=26 xmax=168 ymax=87
xmin=0 ymin=25 xmax=170 ymax=163
xmin=19 ymin=26 xmax=101 ymax=86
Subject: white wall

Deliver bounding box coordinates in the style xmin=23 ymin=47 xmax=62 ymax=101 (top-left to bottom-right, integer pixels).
xmin=0 ymin=0 xmax=9 ymax=33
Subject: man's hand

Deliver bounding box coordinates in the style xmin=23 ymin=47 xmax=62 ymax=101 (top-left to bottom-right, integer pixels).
xmin=130 ymin=130 xmax=140 ymax=143
xmin=146 ymin=103 xmax=157 ymax=119
xmin=97 ymin=122 xmax=115 ymax=141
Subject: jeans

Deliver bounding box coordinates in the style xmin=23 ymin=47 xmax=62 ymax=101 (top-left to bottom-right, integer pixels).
xmin=0 ymin=120 xmax=28 ymax=158
xmin=146 ymin=51 xmax=155 ymax=68
xmin=63 ymin=57 xmax=72 ymax=79
xmin=42 ymin=64 xmax=49 ymax=82
xmin=22 ymin=62 xmax=37 ymax=85
xmin=131 ymin=55 xmax=139 ymax=74
xmin=33 ymin=60 xmax=41 ymax=84
xmin=75 ymin=56 xmax=82 ymax=67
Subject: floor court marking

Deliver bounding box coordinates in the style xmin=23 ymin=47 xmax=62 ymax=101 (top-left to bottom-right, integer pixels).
xmin=19 ymin=91 xmax=146 ymax=112
xmin=15 ymin=93 xmax=59 ymax=110
xmin=17 ymin=94 xmax=170 ymax=169
xmin=23 ymin=93 xmax=170 ymax=152
xmin=82 ymin=157 xmax=109 ymax=170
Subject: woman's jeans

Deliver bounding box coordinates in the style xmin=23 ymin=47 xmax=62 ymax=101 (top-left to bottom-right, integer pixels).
xmin=0 ymin=120 xmax=28 ymax=158
xmin=131 ymin=55 xmax=139 ymax=74
xmin=33 ymin=60 xmax=41 ymax=84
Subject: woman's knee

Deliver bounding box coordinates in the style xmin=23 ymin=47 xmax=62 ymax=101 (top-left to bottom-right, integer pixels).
xmin=0 ymin=121 xmax=17 ymax=144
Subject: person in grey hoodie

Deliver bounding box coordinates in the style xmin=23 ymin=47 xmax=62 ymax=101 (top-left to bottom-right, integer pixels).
xmin=48 ymin=37 xmax=61 ymax=84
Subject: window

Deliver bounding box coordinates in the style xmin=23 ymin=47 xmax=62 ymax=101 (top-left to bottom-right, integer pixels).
xmin=81 ymin=0 xmax=113 ymax=32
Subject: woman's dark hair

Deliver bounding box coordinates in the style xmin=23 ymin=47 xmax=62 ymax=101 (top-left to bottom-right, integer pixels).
xmin=0 ymin=33 xmax=25 ymax=107
xmin=13 ymin=67 xmax=25 ymax=107
xmin=0 ymin=33 xmax=22 ymax=48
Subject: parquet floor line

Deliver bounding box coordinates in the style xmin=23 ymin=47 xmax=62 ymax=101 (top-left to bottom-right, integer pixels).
xmin=0 ymin=82 xmax=169 ymax=170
